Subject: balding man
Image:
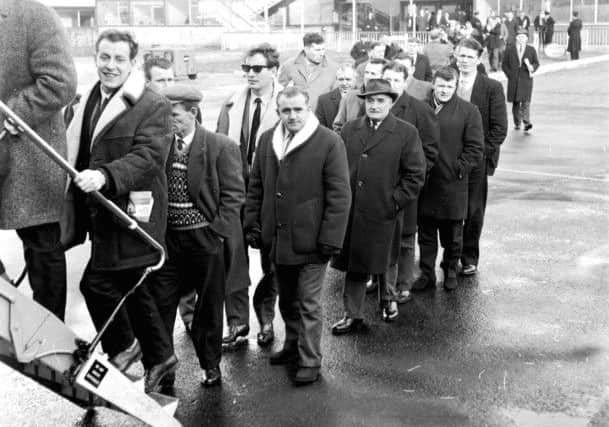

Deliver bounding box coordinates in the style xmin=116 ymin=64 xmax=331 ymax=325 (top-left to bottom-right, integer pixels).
xmin=315 ymin=63 xmax=356 ymax=129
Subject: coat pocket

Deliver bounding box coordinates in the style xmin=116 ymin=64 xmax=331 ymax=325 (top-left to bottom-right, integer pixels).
xmin=292 ymin=198 xmax=319 ymax=254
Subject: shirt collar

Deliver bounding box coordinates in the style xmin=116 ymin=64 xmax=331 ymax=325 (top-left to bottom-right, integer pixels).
xmin=176 ymin=128 xmax=196 ymax=148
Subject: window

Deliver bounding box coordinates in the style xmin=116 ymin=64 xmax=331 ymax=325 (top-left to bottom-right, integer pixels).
xmin=131 ymin=0 xmax=166 ymax=25
xmin=97 ymin=0 xmax=129 ymax=25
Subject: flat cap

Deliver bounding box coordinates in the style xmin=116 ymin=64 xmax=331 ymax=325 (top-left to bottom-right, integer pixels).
xmin=160 ymin=84 xmax=203 ymax=104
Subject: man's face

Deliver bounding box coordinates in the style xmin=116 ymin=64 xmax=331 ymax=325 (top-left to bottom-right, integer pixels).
xmin=170 ymin=103 xmax=196 ymax=137
xmin=382 ymin=69 xmax=406 ymax=95
xmin=95 ymin=39 xmax=134 ymax=92
xmin=370 ymin=44 xmax=386 ymax=59
xmin=243 ymin=53 xmax=276 ymax=92
xmin=517 ymin=34 xmax=528 ymax=45
xmin=336 ymin=68 xmax=356 ymax=94
xmin=455 ymin=46 xmax=480 ymax=74
xmin=365 ymin=94 xmax=392 ymax=121
xmin=406 ymin=42 xmax=419 ymax=56
xmin=506 ymin=11 xmax=514 ymax=20
xmin=395 ymin=58 xmax=415 ymax=77
xmin=148 ymin=66 xmax=175 ymax=91
xmin=363 ymin=63 xmax=383 ymax=85
xmin=304 ymin=42 xmax=325 ymax=64
xmin=277 ymin=94 xmax=309 ymax=134
xmin=433 ymin=77 xmax=457 ymax=103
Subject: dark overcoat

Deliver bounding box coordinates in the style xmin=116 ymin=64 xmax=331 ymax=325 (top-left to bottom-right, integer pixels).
xmin=167 ymin=125 xmax=248 ymax=292
xmin=567 ymin=18 xmax=583 ymax=54
xmin=66 ymin=74 xmax=172 ymax=271
xmin=502 ymin=44 xmax=540 ymax=103
xmin=315 ymin=88 xmax=342 ymax=129
xmin=470 ymin=73 xmax=508 ymax=176
xmin=419 ymin=95 xmax=484 ymax=220
xmin=0 ymin=0 xmax=77 ymax=229
xmin=391 ymin=92 xmax=440 ymax=234
xmin=244 ymin=118 xmax=351 ymax=266
xmin=333 ymin=114 xmax=426 ymax=274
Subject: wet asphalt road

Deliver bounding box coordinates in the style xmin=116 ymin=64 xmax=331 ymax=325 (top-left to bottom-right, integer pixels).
xmin=0 ymin=61 xmax=608 ymax=427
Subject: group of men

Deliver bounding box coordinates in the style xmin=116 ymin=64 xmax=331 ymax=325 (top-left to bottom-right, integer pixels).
xmin=2 ymin=0 xmax=514 ymax=393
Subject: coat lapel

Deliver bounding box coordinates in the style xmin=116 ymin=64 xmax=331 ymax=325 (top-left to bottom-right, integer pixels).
xmin=330 ymin=88 xmax=342 ymax=109
xmin=187 ymin=126 xmax=207 ymax=196
xmin=363 ymin=114 xmax=397 ymax=152
xmin=470 ymin=73 xmax=485 ymax=108
xmin=66 ymin=85 xmax=96 ymax=167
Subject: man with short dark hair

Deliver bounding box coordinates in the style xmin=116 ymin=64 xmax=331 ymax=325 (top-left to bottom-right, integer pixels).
xmin=66 ymin=29 xmax=176 ymax=392
xmin=455 ymin=39 xmax=507 ymax=277
xmin=144 ymin=57 xmax=175 ymax=91
xmin=244 ymin=87 xmax=351 ymax=385
xmin=315 ymin=63 xmax=356 ymax=129
xmin=354 ymin=41 xmax=388 ymax=87
xmin=278 ymin=32 xmax=337 ymax=112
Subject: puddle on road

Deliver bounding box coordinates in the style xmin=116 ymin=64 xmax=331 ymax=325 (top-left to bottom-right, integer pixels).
xmin=503 ymin=408 xmax=588 ymax=427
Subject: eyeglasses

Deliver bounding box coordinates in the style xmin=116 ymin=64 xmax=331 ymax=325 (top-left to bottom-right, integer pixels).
xmin=241 ymin=64 xmax=269 ymax=73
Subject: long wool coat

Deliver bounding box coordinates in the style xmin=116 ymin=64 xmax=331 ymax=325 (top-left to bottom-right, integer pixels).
xmin=567 ymin=18 xmax=583 ymax=54
xmin=333 ymin=114 xmax=426 ymax=274
xmin=0 ymin=0 xmax=77 ymax=229
xmin=419 ymin=95 xmax=484 ymax=220
xmin=502 ymin=44 xmax=540 ymax=103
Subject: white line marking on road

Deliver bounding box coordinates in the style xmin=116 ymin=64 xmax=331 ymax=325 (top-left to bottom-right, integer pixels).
xmin=498 ymin=168 xmax=609 ymax=183
xmin=407 ymin=365 xmax=421 ymax=372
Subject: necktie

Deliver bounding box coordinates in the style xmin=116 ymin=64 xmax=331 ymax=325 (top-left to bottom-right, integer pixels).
xmin=247 ymin=98 xmax=262 ymax=166
xmin=176 ymin=137 xmax=185 ymax=151
xmin=370 ymin=119 xmax=380 ymax=130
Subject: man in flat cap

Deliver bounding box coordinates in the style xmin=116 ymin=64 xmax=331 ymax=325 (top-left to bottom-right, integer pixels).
xmin=150 ymin=84 xmax=245 ymax=388
xmin=332 ymin=79 xmax=426 ymax=333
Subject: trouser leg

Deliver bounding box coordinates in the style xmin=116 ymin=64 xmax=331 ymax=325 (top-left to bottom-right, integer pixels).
xmin=225 ymin=287 xmax=249 ymax=327
xmin=379 ymin=263 xmax=399 ymax=302
xmin=417 ymin=215 xmax=439 ymax=281
xmin=178 ymin=290 xmax=196 ymax=328
xmin=462 ymin=161 xmax=488 ymax=267
xmin=343 ymin=271 xmax=368 ymax=319
xmin=16 ymin=222 xmax=66 ymax=320
xmin=275 ymin=264 xmax=300 ymax=345
xmin=397 ymin=232 xmax=416 ymax=290
xmin=253 ymin=247 xmax=277 ymax=327
xmin=512 ymin=102 xmax=521 ymax=126
xmin=521 ymin=101 xmax=531 ymax=124
xmin=295 ymin=263 xmax=326 ymax=368
xmin=439 ymin=220 xmax=464 ymax=274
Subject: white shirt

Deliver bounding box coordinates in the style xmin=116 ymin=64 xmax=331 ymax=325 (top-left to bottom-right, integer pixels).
xmin=175 ymin=128 xmax=195 ymax=152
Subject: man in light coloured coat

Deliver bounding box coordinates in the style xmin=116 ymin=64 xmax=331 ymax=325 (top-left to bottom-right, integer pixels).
xmin=0 ymin=0 xmax=77 ymax=320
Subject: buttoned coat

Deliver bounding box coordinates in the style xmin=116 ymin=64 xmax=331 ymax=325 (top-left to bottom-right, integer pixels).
xmin=470 ymin=73 xmax=508 ymax=175
xmin=244 ymin=117 xmax=351 ymax=266
xmin=278 ymin=51 xmax=337 ymax=112
xmin=167 ymin=125 xmax=247 ymax=292
xmin=66 ymin=73 xmax=172 ymax=271
xmin=0 ymin=0 xmax=77 ymax=229
xmin=333 ymin=114 xmax=426 ymax=274
xmin=315 ymin=88 xmax=342 ymax=129
xmin=419 ymin=95 xmax=484 ymax=220
xmin=502 ymin=44 xmax=540 ymax=103
xmin=391 ymin=92 xmax=440 ymax=234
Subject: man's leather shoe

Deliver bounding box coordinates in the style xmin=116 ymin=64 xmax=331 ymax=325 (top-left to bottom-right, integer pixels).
xmin=257 ymin=324 xmax=274 ymax=347
xmin=397 ymin=289 xmax=412 ymax=304
xmin=443 ymin=270 xmax=458 ymax=291
xmin=461 ymin=264 xmax=478 ymax=276
xmin=202 ymin=366 xmax=221 ymax=387
xmin=292 ymin=367 xmax=320 ymax=386
xmin=382 ymin=301 xmax=399 ymax=322
xmin=144 ymin=354 xmax=178 ymax=393
xmin=269 ymin=346 xmax=298 ymax=365
xmin=524 ymin=122 xmax=533 ymax=132
xmin=222 ymin=324 xmax=249 ymax=345
xmin=110 ymin=339 xmax=142 ymax=372
xmin=331 ymin=317 xmax=363 ymax=335
xmin=411 ymin=276 xmax=436 ymax=292
xmin=366 ymin=276 xmax=379 ymax=293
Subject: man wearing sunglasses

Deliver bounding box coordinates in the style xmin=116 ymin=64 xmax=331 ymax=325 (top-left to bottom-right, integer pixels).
xmin=217 ymin=43 xmax=284 ymax=348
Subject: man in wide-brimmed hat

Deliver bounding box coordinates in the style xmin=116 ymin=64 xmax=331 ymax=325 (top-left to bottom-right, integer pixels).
xmin=331 ymin=79 xmax=426 ymax=332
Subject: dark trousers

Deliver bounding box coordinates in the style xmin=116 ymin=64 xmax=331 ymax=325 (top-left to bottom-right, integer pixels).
xmin=570 ymin=50 xmax=580 ymax=60
xmin=397 ymin=232 xmax=416 ymax=290
xmin=150 ymin=228 xmax=225 ymax=370
xmin=418 ymin=216 xmax=464 ymax=280
xmin=80 ymin=264 xmax=172 ymax=369
xmin=462 ymin=161 xmax=488 ymax=267
xmin=16 ymin=222 xmax=66 ymax=320
xmin=343 ymin=265 xmax=398 ymax=319
xmin=512 ymin=101 xmax=531 ymax=125
xmin=275 ymin=263 xmax=327 ymax=368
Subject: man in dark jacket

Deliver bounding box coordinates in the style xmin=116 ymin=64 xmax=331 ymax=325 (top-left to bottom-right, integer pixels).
xmin=567 ymin=12 xmax=583 ymax=60
xmin=332 ymin=79 xmax=426 ymax=332
xmin=67 ymin=30 xmax=175 ymax=393
xmin=244 ymin=87 xmax=351 ymax=385
xmin=151 ymin=84 xmax=245 ymax=389
xmin=455 ymin=39 xmax=507 ymax=276
xmin=413 ymin=67 xmax=484 ymax=292
xmin=0 ymin=0 xmax=77 ymax=320
xmin=382 ymin=62 xmax=440 ymax=302
xmin=315 ymin=63 xmax=356 ymax=129
xmin=405 ymin=37 xmax=433 ymax=82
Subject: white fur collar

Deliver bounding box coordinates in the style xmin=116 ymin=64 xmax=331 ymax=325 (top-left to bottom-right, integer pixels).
xmin=271 ymin=112 xmax=319 ymax=160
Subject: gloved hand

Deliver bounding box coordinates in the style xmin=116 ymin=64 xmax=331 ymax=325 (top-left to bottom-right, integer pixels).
xmin=245 ymin=231 xmax=261 ymax=249
xmin=318 ymin=244 xmax=341 ymax=257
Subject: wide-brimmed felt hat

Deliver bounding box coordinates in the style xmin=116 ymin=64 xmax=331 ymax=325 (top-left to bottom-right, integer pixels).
xmin=356 ymin=79 xmax=398 ymax=101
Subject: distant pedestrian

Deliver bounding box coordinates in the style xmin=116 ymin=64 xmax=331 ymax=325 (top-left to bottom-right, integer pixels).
xmin=543 ymin=11 xmax=555 ymax=45
xmin=423 ymin=28 xmax=454 ymax=75
xmin=394 ymin=53 xmax=434 ymax=101
xmin=567 ymin=12 xmax=583 ymax=60
xmin=502 ymin=29 xmax=540 ymax=132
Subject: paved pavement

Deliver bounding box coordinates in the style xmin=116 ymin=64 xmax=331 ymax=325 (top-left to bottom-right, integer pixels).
xmin=0 ymin=60 xmax=608 ymax=427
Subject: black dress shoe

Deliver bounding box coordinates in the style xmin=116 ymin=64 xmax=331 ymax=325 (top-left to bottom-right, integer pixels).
xmin=411 ymin=276 xmax=436 ymax=292
xmin=222 ymin=324 xmax=249 ymax=345
xmin=293 ymin=367 xmax=320 ymax=386
xmin=524 ymin=122 xmax=533 ymax=132
xmin=443 ymin=270 xmax=458 ymax=291
xmin=331 ymin=317 xmax=363 ymax=335
xmin=202 ymin=366 xmax=221 ymax=387
xmin=269 ymin=346 xmax=298 ymax=365
xmin=110 ymin=339 xmax=142 ymax=372
xmin=257 ymin=324 xmax=274 ymax=347
xmin=145 ymin=354 xmax=178 ymax=393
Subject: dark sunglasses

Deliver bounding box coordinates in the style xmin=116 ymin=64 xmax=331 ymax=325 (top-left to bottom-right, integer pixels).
xmin=241 ymin=64 xmax=269 ymax=73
